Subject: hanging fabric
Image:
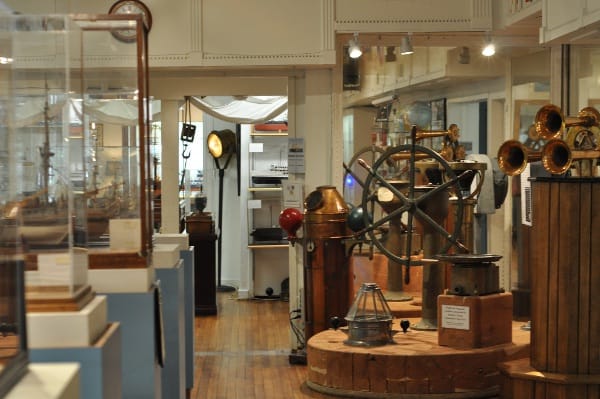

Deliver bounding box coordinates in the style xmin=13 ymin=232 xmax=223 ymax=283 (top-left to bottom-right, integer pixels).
xmin=179 ymin=96 xmax=196 ymax=189
xmin=189 ymin=96 xmax=287 ymax=124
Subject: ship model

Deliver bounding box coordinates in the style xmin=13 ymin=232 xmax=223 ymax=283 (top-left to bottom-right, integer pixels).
xmin=85 ymin=122 xmax=121 ymax=243
xmin=1 ymin=86 xmax=123 ymax=249
xmin=1 ymin=84 xmax=70 ymax=248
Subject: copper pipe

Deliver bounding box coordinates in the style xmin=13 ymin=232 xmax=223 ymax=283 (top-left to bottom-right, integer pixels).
xmin=389 ymin=152 xmax=434 ymax=162
xmin=414 ymin=130 xmax=448 ymax=140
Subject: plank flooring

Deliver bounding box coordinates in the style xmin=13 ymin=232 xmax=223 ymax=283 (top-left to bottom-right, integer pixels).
xmin=191 ymin=292 xmax=330 ymax=399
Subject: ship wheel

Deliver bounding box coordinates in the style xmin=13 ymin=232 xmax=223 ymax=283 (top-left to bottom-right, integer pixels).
xmin=343 ymin=144 xmax=387 ymax=207
xmin=356 ymin=126 xmax=471 ymax=283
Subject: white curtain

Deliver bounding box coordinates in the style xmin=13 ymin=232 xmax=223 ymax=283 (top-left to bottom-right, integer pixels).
xmin=190 ymin=96 xmax=287 ymax=124
xmin=10 ymin=97 xmax=161 ymax=126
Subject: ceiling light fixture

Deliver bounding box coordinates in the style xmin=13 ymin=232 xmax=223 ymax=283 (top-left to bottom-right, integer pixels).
xmin=482 ymin=33 xmax=495 ymax=57
xmin=400 ymin=34 xmax=414 ymax=55
xmin=348 ymin=33 xmax=362 ymax=59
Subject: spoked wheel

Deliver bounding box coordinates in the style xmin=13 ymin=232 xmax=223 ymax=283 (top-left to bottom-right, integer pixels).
xmin=356 ymin=129 xmax=471 ymax=284
xmin=343 ymin=144 xmax=387 ymax=213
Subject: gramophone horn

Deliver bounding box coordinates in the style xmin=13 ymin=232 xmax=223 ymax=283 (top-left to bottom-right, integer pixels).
xmin=497 ymin=140 xmax=541 ymax=176
xmin=541 ymin=138 xmax=572 ymax=174
xmin=535 ymin=104 xmax=564 ymax=140
xmin=535 ymin=104 xmax=600 ymax=140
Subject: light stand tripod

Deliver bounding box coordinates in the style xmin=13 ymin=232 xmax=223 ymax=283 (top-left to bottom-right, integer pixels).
xmin=207 ymin=129 xmax=237 ymax=293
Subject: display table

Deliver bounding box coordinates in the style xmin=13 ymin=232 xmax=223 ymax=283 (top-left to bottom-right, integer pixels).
xmin=180 ymin=247 xmax=195 ymax=394
xmin=30 ymin=323 xmax=121 ymax=399
xmin=27 ymin=295 xmax=122 ymax=399
xmin=307 ymin=319 xmax=530 ymax=397
xmin=153 ymin=233 xmax=195 ymax=394
xmin=155 ymin=256 xmax=186 ymax=399
xmin=6 ymin=363 xmax=80 ymax=399
xmin=102 ymin=286 xmax=162 ymax=399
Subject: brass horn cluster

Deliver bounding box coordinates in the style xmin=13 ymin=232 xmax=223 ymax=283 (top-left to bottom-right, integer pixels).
xmin=498 ymin=105 xmax=600 ymax=176
xmin=534 ymin=104 xmax=600 ymax=140
xmin=497 ymin=138 xmax=572 ymax=176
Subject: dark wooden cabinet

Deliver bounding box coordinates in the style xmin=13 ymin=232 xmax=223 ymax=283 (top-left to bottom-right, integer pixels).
xmin=186 ymin=214 xmax=217 ymax=316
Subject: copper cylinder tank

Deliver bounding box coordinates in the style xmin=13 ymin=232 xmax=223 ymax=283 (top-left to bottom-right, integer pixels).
xmin=303 ymin=185 xmax=352 ymax=340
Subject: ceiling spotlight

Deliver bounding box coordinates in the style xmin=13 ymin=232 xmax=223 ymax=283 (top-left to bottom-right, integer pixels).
xmin=348 ymin=33 xmax=362 ymax=59
xmin=482 ymin=34 xmax=495 ymax=57
xmin=400 ymin=35 xmax=414 ymax=55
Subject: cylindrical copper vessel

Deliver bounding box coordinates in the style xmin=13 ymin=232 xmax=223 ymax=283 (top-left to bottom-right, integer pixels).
xmin=303 ymin=185 xmax=352 ymax=340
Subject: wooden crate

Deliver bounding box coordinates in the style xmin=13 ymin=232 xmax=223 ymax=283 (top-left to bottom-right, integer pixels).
xmin=437 ymin=292 xmax=513 ymax=349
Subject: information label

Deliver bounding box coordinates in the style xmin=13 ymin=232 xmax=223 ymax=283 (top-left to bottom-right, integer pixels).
xmin=441 ymin=304 xmax=470 ymax=330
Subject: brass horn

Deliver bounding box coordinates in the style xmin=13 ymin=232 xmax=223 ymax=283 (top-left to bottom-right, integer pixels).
xmin=497 ymin=139 xmax=573 ymax=176
xmin=414 ymin=125 xmax=459 ymax=141
xmin=535 ymin=104 xmax=600 ymax=140
xmin=415 ymin=130 xmax=449 ymax=141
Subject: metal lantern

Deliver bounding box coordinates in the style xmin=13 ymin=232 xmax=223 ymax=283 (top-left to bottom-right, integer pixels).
xmin=344 ymin=283 xmax=394 ymax=347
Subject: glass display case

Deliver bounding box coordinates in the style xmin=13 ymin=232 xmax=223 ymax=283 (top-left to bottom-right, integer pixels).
xmin=72 ymin=14 xmax=152 ymax=269
xmin=0 ymin=13 xmax=88 ymax=395
xmin=2 ymin=14 xmax=90 ymax=309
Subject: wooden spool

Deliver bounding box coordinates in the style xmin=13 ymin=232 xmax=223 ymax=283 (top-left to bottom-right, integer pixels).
xmin=530 ymin=178 xmax=600 ymax=374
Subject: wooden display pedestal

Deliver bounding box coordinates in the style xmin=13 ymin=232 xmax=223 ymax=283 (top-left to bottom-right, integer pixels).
xmin=26 ymin=284 xmax=95 ymax=313
xmin=500 ymin=358 xmax=600 ymax=399
xmin=438 ymin=292 xmax=513 ymax=349
xmin=307 ymin=318 xmax=530 ymax=398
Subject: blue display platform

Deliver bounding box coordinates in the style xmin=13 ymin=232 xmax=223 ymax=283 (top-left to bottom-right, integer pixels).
xmin=103 ymin=286 xmax=162 ymax=399
xmin=30 ymin=322 xmax=121 ymax=399
xmin=180 ymin=247 xmax=195 ymax=393
xmin=156 ymin=259 xmax=186 ymax=399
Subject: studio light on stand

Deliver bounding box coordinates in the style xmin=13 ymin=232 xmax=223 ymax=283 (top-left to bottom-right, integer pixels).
xmin=348 ymin=32 xmax=362 ymax=59
xmin=207 ymin=129 xmax=237 ymax=293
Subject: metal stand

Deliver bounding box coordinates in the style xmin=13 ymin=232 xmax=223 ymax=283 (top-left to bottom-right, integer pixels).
xmin=216 ymin=166 xmax=236 ymax=293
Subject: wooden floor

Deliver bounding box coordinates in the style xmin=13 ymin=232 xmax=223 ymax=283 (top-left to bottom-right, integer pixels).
xmin=191 ymin=292 xmax=331 ymax=399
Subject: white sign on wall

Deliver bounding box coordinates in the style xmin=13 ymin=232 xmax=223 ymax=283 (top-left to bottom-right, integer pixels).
xmin=288 ymin=138 xmax=305 ymax=174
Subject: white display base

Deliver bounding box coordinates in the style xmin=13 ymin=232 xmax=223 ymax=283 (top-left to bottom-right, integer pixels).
xmin=88 ymin=267 xmax=155 ymax=293
xmin=153 ymin=233 xmax=189 ymax=251
xmin=6 ymin=363 xmax=80 ymax=399
xmin=152 ymin=243 xmax=180 ymax=269
xmin=27 ymin=295 xmax=107 ymax=349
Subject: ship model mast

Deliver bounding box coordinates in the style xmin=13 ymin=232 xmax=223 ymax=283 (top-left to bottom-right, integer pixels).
xmin=38 ymin=78 xmax=54 ymax=206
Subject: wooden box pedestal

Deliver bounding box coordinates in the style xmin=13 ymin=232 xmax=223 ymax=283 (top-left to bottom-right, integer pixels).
xmin=500 ymin=358 xmax=600 ymax=399
xmin=438 ymin=292 xmax=513 ymax=349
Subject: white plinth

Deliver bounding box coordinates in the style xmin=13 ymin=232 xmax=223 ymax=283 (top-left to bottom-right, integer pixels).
xmin=6 ymin=363 xmax=80 ymax=399
xmin=153 ymin=233 xmax=189 ymax=251
xmin=88 ymin=267 xmax=155 ymax=293
xmin=152 ymin=243 xmax=180 ymax=269
xmin=27 ymin=295 xmax=107 ymax=349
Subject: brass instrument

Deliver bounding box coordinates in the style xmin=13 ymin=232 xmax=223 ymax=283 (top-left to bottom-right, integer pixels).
xmin=497 ymin=138 xmax=600 ymax=176
xmin=535 ymin=104 xmax=600 ymax=140
xmin=391 ymin=126 xmax=458 ymax=162
xmin=415 ymin=130 xmax=449 ymax=141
